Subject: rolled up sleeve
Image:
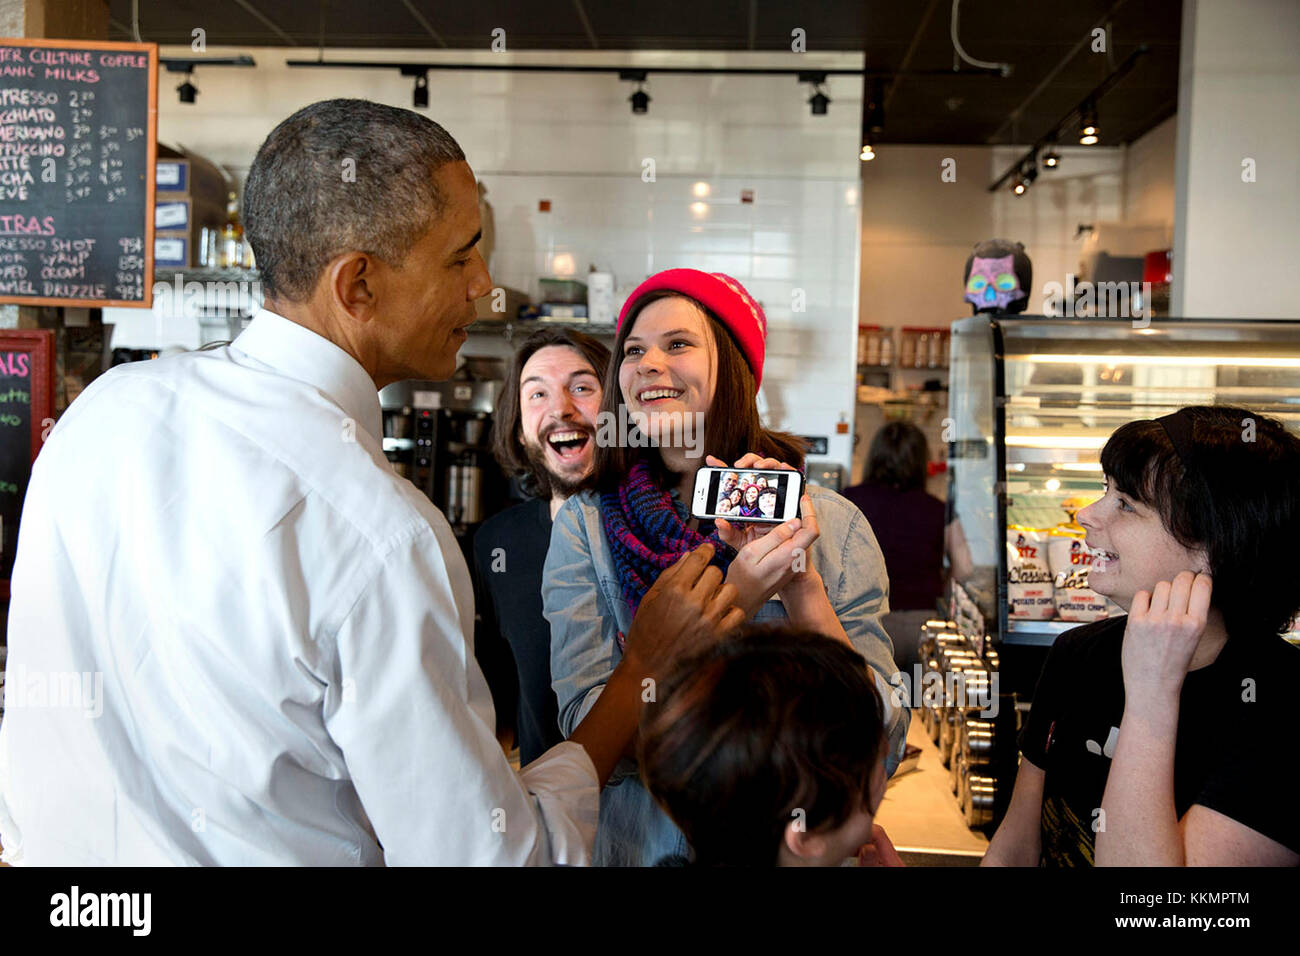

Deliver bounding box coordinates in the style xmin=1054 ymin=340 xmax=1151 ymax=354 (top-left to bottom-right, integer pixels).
xmin=325 ymin=524 xmax=597 ymax=865
xmin=826 ymin=500 xmax=911 ymax=774
xmin=543 ymin=496 xmax=623 ymax=739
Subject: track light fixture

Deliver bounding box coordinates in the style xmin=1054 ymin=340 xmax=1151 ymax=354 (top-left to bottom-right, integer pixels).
xmin=1012 ymin=157 xmax=1038 ymax=195
xmin=412 ymin=71 xmax=429 ymax=109
xmin=860 ymin=135 xmax=876 ymax=162
xmin=799 ymin=71 xmax=830 ymax=116
xmin=1079 ymin=99 xmax=1099 ymax=145
xmin=161 ymin=55 xmax=255 ymax=105
xmin=986 ymin=44 xmax=1148 ymax=193
xmin=620 ymin=70 xmax=651 ymax=115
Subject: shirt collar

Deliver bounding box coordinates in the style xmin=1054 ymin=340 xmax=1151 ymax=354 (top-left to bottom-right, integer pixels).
xmin=232 ymin=308 xmax=383 ymax=441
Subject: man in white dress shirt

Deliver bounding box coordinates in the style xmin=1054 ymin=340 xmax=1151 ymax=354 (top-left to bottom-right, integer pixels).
xmin=0 ymin=99 xmax=742 ymax=865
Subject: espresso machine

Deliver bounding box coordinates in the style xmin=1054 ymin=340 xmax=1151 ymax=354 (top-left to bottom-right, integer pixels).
xmin=378 ymin=377 xmax=508 ymax=537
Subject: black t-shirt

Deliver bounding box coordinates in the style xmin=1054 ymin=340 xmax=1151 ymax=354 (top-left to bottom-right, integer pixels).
xmin=473 ymin=497 xmax=564 ymax=767
xmin=1019 ymin=615 xmax=1300 ymax=866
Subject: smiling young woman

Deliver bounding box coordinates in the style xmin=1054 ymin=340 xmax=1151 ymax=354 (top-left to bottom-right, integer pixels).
xmin=541 ymin=268 xmax=909 ymax=867
xmin=983 ymin=406 xmax=1300 ymax=868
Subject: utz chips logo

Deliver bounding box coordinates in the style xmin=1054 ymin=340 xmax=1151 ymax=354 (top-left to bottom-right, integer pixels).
xmin=1070 ymin=539 xmax=1093 ymax=566
xmin=1015 ymin=533 xmax=1037 ymax=559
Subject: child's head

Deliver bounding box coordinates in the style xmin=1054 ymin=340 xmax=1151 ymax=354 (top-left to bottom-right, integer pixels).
xmin=758 ymin=488 xmax=778 ymax=516
xmin=1078 ymin=405 xmax=1300 ymax=638
xmin=638 ymin=625 xmax=888 ymax=866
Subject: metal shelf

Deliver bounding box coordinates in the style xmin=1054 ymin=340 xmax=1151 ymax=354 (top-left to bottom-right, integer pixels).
xmin=467 ymin=319 xmax=617 ymax=340
xmin=1000 ymin=618 xmax=1088 ymax=646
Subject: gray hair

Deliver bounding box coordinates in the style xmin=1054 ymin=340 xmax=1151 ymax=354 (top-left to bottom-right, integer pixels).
xmin=243 ymin=98 xmax=466 ymax=302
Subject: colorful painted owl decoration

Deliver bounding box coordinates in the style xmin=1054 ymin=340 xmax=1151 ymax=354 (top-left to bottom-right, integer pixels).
xmin=963 ymin=239 xmax=1032 ymax=314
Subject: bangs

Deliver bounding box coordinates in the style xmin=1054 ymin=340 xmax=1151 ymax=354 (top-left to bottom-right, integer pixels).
xmin=1098 ymin=419 xmax=1182 ymax=506
xmin=1098 ymin=416 xmax=1205 ymax=554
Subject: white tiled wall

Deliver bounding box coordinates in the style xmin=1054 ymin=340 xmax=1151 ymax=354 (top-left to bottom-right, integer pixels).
xmin=125 ymin=45 xmax=867 ymax=472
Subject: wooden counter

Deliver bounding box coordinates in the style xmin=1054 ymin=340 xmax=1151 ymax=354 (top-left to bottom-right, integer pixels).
xmin=875 ymin=710 xmax=989 ymax=866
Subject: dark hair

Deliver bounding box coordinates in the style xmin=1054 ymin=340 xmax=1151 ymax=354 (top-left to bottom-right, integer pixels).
xmin=867 ymin=420 xmax=930 ymax=491
xmin=587 ymin=290 xmax=807 ymax=491
xmin=638 ymin=625 xmax=886 ymax=867
xmin=1100 ymin=405 xmax=1300 ymax=638
xmin=243 ymin=98 xmax=466 ymax=302
xmin=490 ymin=328 xmax=611 ymax=498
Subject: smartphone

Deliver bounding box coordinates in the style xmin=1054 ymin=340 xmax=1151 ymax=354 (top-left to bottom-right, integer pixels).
xmin=691 ymin=466 xmax=803 ymax=523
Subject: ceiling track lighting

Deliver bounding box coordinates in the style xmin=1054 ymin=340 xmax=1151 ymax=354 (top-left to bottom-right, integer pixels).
xmin=799 ymin=71 xmax=830 ymax=116
xmin=986 ymin=43 xmax=1148 ymax=193
xmin=859 ymin=76 xmax=885 ymax=162
xmin=1012 ymin=156 xmax=1039 ymax=195
xmin=620 ymin=70 xmax=651 ymax=115
xmin=1079 ymin=100 xmax=1100 ymax=144
xmin=160 ymin=55 xmax=256 ymax=105
xmin=410 ymin=70 xmax=429 ymax=109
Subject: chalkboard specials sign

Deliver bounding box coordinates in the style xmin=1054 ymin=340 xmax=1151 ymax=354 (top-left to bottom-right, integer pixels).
xmin=1 ymin=330 xmax=54 ymax=599
xmin=0 ymin=38 xmax=157 ymax=308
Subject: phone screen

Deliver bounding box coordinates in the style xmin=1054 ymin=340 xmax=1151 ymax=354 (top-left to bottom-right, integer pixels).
xmin=700 ymin=468 xmax=795 ymax=521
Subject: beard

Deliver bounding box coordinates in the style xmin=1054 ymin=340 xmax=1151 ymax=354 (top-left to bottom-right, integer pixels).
xmin=523 ymin=435 xmax=590 ymax=499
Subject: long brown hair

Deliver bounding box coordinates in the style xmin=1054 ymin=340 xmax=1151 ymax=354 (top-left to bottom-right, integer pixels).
xmin=587 ymin=290 xmax=806 ymax=492
xmin=490 ymin=327 xmax=611 ymax=499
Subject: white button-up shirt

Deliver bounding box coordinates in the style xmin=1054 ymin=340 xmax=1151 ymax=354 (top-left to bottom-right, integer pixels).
xmin=0 ymin=309 xmax=598 ymax=866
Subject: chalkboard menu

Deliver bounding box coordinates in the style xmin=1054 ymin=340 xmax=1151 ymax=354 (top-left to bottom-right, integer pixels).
xmin=0 ymin=38 xmax=157 ymax=308
xmin=0 ymin=330 xmax=54 ymax=599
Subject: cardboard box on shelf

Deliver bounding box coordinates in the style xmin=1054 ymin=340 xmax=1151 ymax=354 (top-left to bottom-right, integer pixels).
xmin=154 ymin=233 xmax=189 ymax=268
xmin=473 ymin=286 xmax=529 ymax=321
xmin=155 ymin=144 xmax=231 ymax=269
xmin=155 ymin=144 xmax=229 ymax=212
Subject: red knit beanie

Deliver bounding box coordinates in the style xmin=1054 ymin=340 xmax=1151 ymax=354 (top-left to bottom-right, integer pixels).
xmin=617 ymin=269 xmax=769 ymax=390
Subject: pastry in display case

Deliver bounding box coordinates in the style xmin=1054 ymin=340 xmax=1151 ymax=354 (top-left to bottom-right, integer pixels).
xmin=929 ymin=314 xmax=1300 ymax=832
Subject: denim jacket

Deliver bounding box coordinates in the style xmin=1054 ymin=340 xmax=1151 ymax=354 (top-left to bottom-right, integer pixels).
xmin=543 ymin=482 xmax=910 ymax=867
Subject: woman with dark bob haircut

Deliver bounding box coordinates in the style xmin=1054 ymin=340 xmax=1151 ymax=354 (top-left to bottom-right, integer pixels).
xmin=543 ymin=269 xmax=907 ymax=866
xmin=985 ymin=405 xmax=1300 ymax=867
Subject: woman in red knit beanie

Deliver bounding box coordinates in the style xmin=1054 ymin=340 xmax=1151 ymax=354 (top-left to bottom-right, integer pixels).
xmin=543 ymin=268 xmax=908 ymax=866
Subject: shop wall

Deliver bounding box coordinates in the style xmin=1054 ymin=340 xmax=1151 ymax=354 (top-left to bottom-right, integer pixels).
xmin=1172 ymin=0 xmax=1300 ymax=318
xmin=858 ymin=143 xmax=1129 ymax=333
xmin=853 ymin=132 xmax=1171 ymax=484
xmin=1124 ymin=115 xmax=1177 ymax=236
xmin=147 ymin=45 xmax=867 ymax=472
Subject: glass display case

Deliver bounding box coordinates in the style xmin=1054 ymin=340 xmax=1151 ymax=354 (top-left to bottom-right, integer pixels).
xmin=946 ymin=315 xmax=1300 ymax=648
xmin=926 ymin=315 xmax=1300 ymax=832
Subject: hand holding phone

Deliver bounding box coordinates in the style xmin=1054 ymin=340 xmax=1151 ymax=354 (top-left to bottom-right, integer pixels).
xmin=691 ymin=455 xmax=803 ymax=525
xmin=696 ymin=454 xmax=819 ymax=618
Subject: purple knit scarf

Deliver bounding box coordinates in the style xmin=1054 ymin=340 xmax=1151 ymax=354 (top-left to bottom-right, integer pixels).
xmin=600 ymin=459 xmax=735 ymax=617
